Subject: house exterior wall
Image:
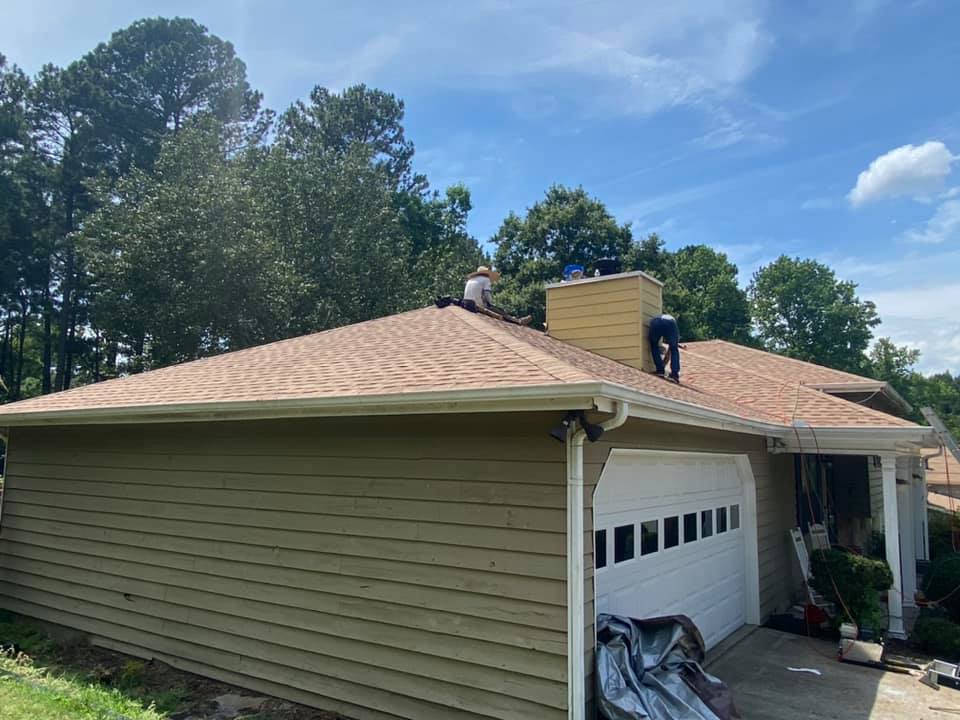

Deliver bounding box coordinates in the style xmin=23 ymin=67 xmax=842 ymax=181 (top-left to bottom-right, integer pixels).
xmin=0 ymin=412 xmax=795 ymax=720
xmin=581 ymin=419 xmax=795 ymax=702
xmin=0 ymin=414 xmax=571 ymax=720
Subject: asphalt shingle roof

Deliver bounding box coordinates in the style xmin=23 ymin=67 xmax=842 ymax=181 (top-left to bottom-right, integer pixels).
xmin=0 ymin=306 xmax=920 ymax=430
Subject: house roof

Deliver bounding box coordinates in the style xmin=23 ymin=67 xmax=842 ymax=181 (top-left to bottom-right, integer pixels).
xmin=0 ymin=306 xmax=925 ymax=434
xmin=927 ymin=452 xmax=960 ymax=493
xmin=683 ymin=340 xmax=875 ymax=386
xmin=681 ymin=346 xmax=917 ymax=429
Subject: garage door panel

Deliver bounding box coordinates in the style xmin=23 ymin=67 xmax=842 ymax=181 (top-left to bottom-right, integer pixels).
xmin=595 ymin=450 xmax=753 ymax=651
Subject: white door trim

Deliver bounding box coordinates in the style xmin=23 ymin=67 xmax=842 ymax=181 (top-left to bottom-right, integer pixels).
xmin=593 ymin=449 xmax=761 ymax=627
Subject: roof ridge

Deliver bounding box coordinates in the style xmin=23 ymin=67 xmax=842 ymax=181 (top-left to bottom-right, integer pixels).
xmin=684 ymin=339 xmax=876 ymax=384
xmin=451 ymin=308 xmax=594 ymax=383
xmin=683 ymin=346 xmax=914 ymax=426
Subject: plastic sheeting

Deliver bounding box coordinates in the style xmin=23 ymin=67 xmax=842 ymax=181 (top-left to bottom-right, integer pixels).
xmin=596 ymin=614 xmax=740 ymax=720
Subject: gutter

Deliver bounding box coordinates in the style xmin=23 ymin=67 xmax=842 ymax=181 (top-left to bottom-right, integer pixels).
xmin=567 ymin=401 xmax=629 ymax=720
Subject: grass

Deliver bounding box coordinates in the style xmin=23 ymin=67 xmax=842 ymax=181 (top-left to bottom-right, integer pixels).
xmin=0 ymin=612 xmax=185 ymax=719
xmin=0 ymin=652 xmax=166 ymax=720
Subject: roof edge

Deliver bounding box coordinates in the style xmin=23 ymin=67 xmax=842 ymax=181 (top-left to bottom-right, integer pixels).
xmin=0 ymin=384 xmax=606 ymax=427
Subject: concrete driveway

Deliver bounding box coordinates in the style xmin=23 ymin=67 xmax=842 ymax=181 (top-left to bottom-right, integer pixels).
xmin=708 ymin=628 xmax=960 ymax=719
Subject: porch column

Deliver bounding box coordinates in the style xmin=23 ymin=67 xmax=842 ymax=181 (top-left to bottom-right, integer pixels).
xmin=880 ymin=453 xmax=906 ymax=638
xmin=918 ymin=458 xmax=930 ymax=561
xmin=897 ymin=481 xmax=917 ymax=608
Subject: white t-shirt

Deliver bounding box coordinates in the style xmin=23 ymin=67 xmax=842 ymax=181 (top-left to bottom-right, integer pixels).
xmin=464 ymin=275 xmax=492 ymax=305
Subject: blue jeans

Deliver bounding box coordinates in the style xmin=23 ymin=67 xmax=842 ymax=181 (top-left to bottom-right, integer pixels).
xmin=649 ymin=316 xmax=680 ymax=379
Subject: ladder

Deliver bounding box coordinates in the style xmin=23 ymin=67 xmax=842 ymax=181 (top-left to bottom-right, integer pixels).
xmin=921 ymin=407 xmax=960 ymax=465
xmin=789 ymin=527 xmax=836 ymax=617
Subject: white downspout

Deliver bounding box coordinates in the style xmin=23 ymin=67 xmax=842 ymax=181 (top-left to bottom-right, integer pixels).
xmin=567 ymin=401 xmax=629 ymax=720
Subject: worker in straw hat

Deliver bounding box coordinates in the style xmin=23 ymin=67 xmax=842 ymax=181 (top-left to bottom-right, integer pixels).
xmin=462 ymin=266 xmax=532 ymax=325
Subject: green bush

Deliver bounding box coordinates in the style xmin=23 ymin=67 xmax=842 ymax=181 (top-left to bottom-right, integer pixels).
xmin=809 ymin=548 xmax=893 ymax=635
xmin=925 ymin=553 xmax=960 ymax=622
xmin=929 ymin=511 xmax=959 ymax=562
xmin=912 ymin=613 xmax=960 ymax=661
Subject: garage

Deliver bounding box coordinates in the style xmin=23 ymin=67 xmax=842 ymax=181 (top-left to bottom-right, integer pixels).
xmin=593 ymin=449 xmax=761 ymax=650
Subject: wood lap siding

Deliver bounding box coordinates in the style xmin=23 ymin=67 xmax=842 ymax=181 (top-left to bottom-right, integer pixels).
xmin=0 ymin=414 xmax=570 ymax=720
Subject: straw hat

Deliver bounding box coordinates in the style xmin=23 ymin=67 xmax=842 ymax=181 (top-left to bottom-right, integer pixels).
xmin=467 ymin=265 xmax=501 ymax=282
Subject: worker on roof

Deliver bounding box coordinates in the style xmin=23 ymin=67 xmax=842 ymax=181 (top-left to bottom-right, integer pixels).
xmin=462 ymin=266 xmax=532 ymax=325
xmin=649 ymin=313 xmax=680 ymax=383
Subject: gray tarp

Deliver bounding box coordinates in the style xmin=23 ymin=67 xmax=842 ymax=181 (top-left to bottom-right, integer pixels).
xmin=596 ymin=614 xmax=740 ymax=720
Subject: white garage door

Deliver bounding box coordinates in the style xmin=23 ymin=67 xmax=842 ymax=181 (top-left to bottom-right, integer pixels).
xmin=594 ymin=450 xmax=758 ymax=650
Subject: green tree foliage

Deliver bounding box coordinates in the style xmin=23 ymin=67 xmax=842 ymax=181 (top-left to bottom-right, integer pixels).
xmin=81 ymin=84 xmax=484 ymax=370
xmin=663 ymin=245 xmax=751 ymax=343
xmin=490 ymin=186 xmax=751 ymax=339
xmin=492 ymin=185 xmax=635 ymax=326
xmin=749 ymin=256 xmax=880 ymax=373
xmin=83 ymin=120 xmax=284 ymax=369
xmin=81 ymin=16 xmax=266 ymax=173
xmin=868 ymin=337 xmax=960 ymax=436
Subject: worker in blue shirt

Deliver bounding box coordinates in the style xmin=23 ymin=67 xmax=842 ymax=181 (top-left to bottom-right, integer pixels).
xmin=649 ymin=313 xmax=680 ymax=382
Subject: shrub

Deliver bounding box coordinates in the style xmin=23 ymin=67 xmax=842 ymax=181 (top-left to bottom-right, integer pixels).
xmin=809 ymin=548 xmax=893 ymax=635
xmin=929 ymin=510 xmax=959 ymax=562
xmin=925 ymin=552 xmax=960 ymax=622
xmin=912 ymin=612 xmax=960 ymax=661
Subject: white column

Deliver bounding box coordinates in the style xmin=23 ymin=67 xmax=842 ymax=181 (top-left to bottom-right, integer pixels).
xmin=881 ymin=453 xmax=906 ymax=638
xmin=917 ymin=458 xmax=930 ymax=561
xmin=897 ymin=482 xmax=917 ymax=607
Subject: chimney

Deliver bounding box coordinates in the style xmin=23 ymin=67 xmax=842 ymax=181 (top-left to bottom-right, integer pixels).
xmin=545 ymin=271 xmax=664 ymax=372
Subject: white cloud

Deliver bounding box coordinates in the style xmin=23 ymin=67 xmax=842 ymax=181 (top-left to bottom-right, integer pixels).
xmin=848 ymin=141 xmax=956 ymax=206
xmin=868 ymin=284 xmax=960 ymax=373
xmin=900 ymin=199 xmax=960 ymax=244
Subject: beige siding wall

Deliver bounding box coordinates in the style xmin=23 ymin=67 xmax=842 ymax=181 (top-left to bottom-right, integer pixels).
xmin=0 ymin=412 xmax=796 ymax=720
xmin=0 ymin=414 xmax=570 ymax=720
xmin=581 ymin=418 xmax=795 ymax=694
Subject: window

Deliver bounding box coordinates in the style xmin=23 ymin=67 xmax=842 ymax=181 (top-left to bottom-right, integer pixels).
xmin=614 ymin=524 xmax=635 ymax=563
xmin=595 ymin=529 xmax=607 ymax=569
xmin=683 ymin=512 xmax=698 ymax=543
xmin=664 ymin=516 xmax=680 ymax=549
xmin=640 ymin=520 xmax=659 ymax=555
xmin=716 ymin=506 xmax=728 ymax=533
xmin=730 ymin=504 xmax=741 ymax=530
xmin=701 ymin=509 xmax=713 ymax=538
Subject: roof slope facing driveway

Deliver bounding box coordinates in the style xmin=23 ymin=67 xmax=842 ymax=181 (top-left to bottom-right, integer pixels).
xmin=681 ymin=347 xmax=917 ymax=428
xmin=684 ymin=340 xmax=881 ymax=386
xmin=0 ymin=306 xmax=919 ymax=430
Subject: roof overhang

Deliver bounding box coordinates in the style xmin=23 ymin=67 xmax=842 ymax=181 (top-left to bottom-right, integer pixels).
xmin=0 ymin=384 xmax=603 ymax=427
xmin=0 ymin=382 xmax=934 ymax=457
xmin=770 ymin=422 xmax=939 ymax=456
xmin=807 ymin=381 xmax=913 ymax=414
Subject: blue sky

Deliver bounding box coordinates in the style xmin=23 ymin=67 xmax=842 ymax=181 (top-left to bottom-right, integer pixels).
xmin=4 ymin=1 xmax=960 ymax=372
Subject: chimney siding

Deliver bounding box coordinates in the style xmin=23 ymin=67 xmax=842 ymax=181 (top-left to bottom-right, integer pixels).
xmin=545 ymin=272 xmax=663 ymax=372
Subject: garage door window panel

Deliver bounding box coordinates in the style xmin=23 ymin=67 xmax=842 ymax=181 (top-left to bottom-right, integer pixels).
xmin=717 ymin=506 xmax=728 ymax=533
xmin=614 ymin=524 xmax=635 ymax=563
xmin=730 ymin=504 xmax=740 ymax=530
xmin=664 ymin=516 xmax=680 ymax=549
xmin=701 ymin=509 xmax=713 ymax=538
xmin=596 ymin=529 xmax=607 ymax=569
xmin=640 ymin=520 xmax=658 ymax=556
xmin=683 ymin=512 xmax=698 ymax=543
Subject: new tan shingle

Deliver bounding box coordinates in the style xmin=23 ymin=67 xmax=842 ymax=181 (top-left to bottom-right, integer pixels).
xmin=0 ymin=305 xmax=920 ymax=430
xmin=684 ymin=339 xmax=880 ymax=386
xmin=682 ymin=345 xmax=917 ymax=428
